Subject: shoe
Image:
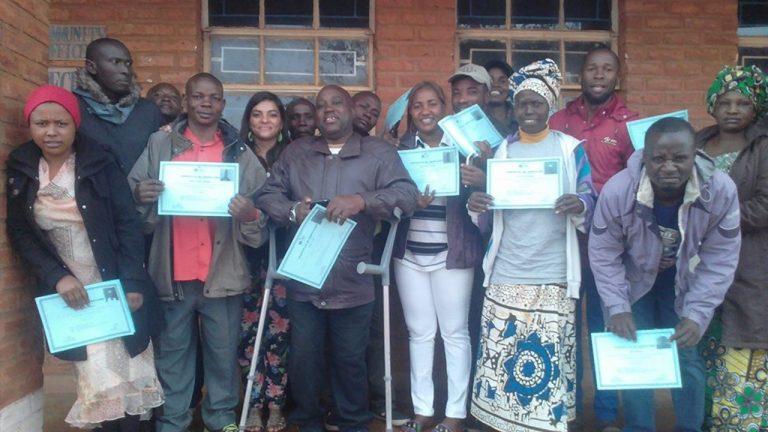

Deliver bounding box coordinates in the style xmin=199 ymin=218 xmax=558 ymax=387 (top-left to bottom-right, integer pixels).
xmin=372 ymin=408 xmax=409 ymax=426
xmin=324 ymin=414 xmax=339 ymax=432
xmin=217 ymin=424 xmax=240 ymax=432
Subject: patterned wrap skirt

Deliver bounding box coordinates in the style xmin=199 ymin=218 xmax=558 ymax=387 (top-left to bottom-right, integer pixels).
xmin=701 ymin=315 xmax=768 ymax=432
xmin=471 ymin=283 xmax=576 ymax=432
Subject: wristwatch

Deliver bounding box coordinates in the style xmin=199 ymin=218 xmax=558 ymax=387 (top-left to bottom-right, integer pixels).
xmin=289 ymin=201 xmax=301 ymax=224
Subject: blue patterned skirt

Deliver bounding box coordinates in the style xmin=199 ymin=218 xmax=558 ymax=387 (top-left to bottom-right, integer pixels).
xmin=471 ymin=283 xmax=576 ymax=432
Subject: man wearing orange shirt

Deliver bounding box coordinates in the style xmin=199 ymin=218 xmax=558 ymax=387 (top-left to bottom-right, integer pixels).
xmin=129 ymin=73 xmax=267 ymax=432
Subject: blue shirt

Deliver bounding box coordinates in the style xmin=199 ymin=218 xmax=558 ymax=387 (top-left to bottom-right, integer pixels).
xmin=653 ymin=199 xmax=682 ymax=288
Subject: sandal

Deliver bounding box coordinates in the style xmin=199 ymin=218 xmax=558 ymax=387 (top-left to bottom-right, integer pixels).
xmin=266 ymin=409 xmax=287 ymax=432
xmin=433 ymin=421 xmax=465 ymax=432
xmin=244 ymin=406 xmax=264 ymax=432
xmin=400 ymin=417 xmax=436 ymax=432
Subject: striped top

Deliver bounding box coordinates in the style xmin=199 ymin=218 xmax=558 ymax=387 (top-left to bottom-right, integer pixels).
xmin=399 ymin=134 xmax=450 ymax=272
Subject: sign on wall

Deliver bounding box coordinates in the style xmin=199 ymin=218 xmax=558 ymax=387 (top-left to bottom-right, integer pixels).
xmin=48 ymin=67 xmax=78 ymax=89
xmin=48 ymin=25 xmax=106 ymax=89
xmin=49 ymin=25 xmax=106 ymax=61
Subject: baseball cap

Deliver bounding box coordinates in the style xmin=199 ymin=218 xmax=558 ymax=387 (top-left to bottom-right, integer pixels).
xmin=448 ymin=64 xmax=492 ymax=91
xmin=484 ymin=59 xmax=514 ymax=78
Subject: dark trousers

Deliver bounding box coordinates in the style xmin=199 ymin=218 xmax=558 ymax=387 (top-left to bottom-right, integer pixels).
xmin=288 ymin=300 xmax=375 ymax=432
xmin=622 ymin=279 xmax=706 ymax=432
xmin=575 ymin=265 xmax=620 ymax=423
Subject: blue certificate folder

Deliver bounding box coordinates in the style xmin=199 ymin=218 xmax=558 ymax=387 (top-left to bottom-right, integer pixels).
xmin=438 ymin=104 xmax=504 ymax=157
xmin=627 ymin=110 xmax=689 ymax=150
xmin=399 ymin=146 xmax=460 ymax=197
xmin=35 ymin=280 xmax=135 ymax=353
xmin=277 ymin=205 xmax=357 ymax=289
xmin=591 ymin=328 xmax=682 ymax=391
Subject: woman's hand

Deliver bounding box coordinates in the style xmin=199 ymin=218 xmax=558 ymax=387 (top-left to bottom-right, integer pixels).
xmin=417 ymin=186 xmax=436 ymax=209
xmin=56 ymin=275 xmax=89 ymax=309
xmin=460 ymin=164 xmax=486 ymax=188
xmin=554 ymin=194 xmax=585 ymax=215
xmin=134 ymin=180 xmax=164 ymax=204
xmin=126 ymin=293 xmax=144 ymax=312
xmin=467 ymin=192 xmax=494 ymax=213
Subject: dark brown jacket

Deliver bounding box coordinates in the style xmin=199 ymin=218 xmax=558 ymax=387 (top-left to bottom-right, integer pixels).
xmin=697 ymin=123 xmax=768 ymax=349
xmin=254 ymin=133 xmax=419 ymax=309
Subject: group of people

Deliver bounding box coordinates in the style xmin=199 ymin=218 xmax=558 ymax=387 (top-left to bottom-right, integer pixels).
xmin=5 ymin=34 xmax=767 ymax=432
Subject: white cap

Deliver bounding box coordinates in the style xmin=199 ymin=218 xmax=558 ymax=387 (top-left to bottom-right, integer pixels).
xmin=448 ymin=63 xmax=492 ymax=91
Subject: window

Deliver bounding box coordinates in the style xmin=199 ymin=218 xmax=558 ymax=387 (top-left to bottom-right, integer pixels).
xmin=738 ymin=0 xmax=768 ymax=71
xmin=204 ymin=0 xmax=373 ymax=125
xmin=456 ymin=0 xmax=617 ymax=104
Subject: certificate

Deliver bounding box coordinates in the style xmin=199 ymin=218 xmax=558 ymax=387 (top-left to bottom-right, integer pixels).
xmin=35 ymin=280 xmax=136 ymax=353
xmin=277 ymin=205 xmax=357 ymax=289
xmin=398 ymin=146 xmax=460 ymax=197
xmin=591 ymin=329 xmax=682 ymax=390
xmin=438 ymin=104 xmax=504 ymax=157
xmin=627 ymin=109 xmax=689 ymax=149
xmin=158 ymin=161 xmax=239 ymax=217
xmin=486 ymin=157 xmax=563 ymax=209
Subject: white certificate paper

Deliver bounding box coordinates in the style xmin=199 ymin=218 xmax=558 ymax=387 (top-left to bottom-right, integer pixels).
xmin=486 ymin=157 xmax=563 ymax=209
xmin=592 ymin=329 xmax=682 ymax=390
xmin=277 ymin=205 xmax=357 ymax=289
xmin=35 ymin=280 xmax=136 ymax=353
xmin=398 ymin=146 xmax=460 ymax=197
xmin=158 ymin=161 xmax=239 ymax=217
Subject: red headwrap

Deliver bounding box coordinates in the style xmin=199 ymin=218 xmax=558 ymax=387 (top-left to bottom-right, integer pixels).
xmin=23 ymin=85 xmax=81 ymax=127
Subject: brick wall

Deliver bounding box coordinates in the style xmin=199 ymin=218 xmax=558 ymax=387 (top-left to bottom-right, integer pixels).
xmin=373 ymin=0 xmax=457 ymax=132
xmin=0 ymin=0 xmax=49 ymax=423
xmin=50 ymin=0 xmax=202 ymax=93
xmin=620 ymin=0 xmax=739 ymax=129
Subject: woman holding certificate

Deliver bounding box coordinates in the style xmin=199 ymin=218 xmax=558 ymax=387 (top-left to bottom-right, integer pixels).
xmin=237 ymin=91 xmax=292 ymax=432
xmin=697 ymin=65 xmax=768 ymax=431
xmin=5 ymin=85 xmax=163 ymax=430
xmin=393 ymin=81 xmax=483 ymax=432
xmin=466 ymin=60 xmax=596 ymax=432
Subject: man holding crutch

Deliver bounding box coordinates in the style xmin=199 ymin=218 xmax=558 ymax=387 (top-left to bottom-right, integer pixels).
xmin=255 ymin=85 xmax=419 ymax=432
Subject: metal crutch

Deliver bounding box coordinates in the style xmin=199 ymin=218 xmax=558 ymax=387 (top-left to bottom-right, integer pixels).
xmin=239 ymin=226 xmax=285 ymax=431
xmin=356 ymin=207 xmax=403 ymax=432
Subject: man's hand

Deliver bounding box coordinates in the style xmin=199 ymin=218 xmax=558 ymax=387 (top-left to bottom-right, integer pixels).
xmin=134 ymin=179 xmax=164 ymax=204
xmin=670 ymin=318 xmax=701 ymax=348
xmin=56 ymin=275 xmax=89 ymax=309
xmin=126 ymin=293 xmax=144 ymax=312
xmin=460 ymin=164 xmax=486 ymax=188
xmin=467 ymin=192 xmax=494 ymax=213
xmin=229 ymin=194 xmax=259 ymax=222
xmin=607 ymin=312 xmax=637 ymax=341
xmin=554 ymin=194 xmax=585 ymax=215
xmin=293 ymin=197 xmax=312 ymax=225
xmin=417 ymin=186 xmax=436 ymax=209
xmin=327 ymin=194 xmax=365 ymax=224
xmin=659 ymin=257 xmax=676 ymax=271
xmin=474 ymin=141 xmax=492 ymax=165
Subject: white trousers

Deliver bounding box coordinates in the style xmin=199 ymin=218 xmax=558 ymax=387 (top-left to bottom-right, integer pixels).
xmin=394 ymin=261 xmax=474 ymax=418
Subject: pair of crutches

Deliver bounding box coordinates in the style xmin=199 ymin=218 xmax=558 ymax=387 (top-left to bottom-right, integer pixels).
xmin=239 ymin=208 xmax=403 ymax=432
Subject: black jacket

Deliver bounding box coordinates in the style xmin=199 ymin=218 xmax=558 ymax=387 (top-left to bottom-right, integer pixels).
xmin=6 ymin=135 xmax=161 ymax=361
xmin=76 ymin=96 xmax=164 ymax=176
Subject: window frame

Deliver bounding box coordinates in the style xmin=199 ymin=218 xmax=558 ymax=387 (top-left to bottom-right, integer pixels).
xmin=455 ymin=0 xmax=619 ymax=91
xmin=202 ymin=0 xmax=376 ymax=94
xmin=737 ymin=0 xmax=768 ymax=69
